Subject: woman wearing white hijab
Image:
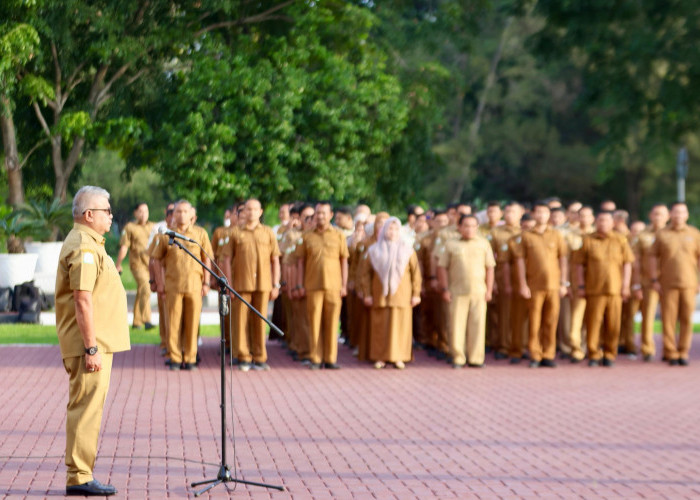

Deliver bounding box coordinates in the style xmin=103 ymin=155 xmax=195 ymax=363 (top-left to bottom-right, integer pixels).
xmin=361 ymin=217 xmax=422 ymax=369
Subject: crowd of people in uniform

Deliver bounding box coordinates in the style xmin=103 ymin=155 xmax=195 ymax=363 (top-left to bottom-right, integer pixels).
xmin=115 ymin=196 xmax=700 ymax=372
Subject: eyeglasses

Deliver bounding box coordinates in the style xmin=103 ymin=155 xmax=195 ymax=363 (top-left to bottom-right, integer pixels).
xmin=84 ymin=207 xmax=112 ymax=215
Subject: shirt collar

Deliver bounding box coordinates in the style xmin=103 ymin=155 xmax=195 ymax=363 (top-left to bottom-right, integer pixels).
xmin=74 ymin=223 xmax=106 ymax=246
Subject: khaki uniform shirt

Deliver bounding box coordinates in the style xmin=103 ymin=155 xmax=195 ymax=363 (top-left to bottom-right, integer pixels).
xmin=220 ymin=224 xmax=280 ymax=292
xmin=636 ymin=228 xmax=658 ymax=288
xmin=566 ymin=226 xmax=594 ymax=288
xmin=511 ymin=227 xmax=567 ymax=291
xmin=651 ymin=225 xmax=700 ymax=290
xmin=295 ymin=226 xmax=350 ymax=292
xmin=149 ymin=224 xmax=213 ymax=294
xmin=211 ymin=225 xmax=234 ymax=261
xmin=119 ymin=221 xmax=154 ymax=269
xmin=281 ymin=227 xmax=302 ymax=267
xmin=438 ymin=237 xmax=496 ymax=297
xmin=491 ymin=225 xmax=519 ymax=285
xmin=56 ymin=223 xmax=130 ymax=359
xmin=575 ymin=231 xmax=634 ymax=295
xmin=432 ymin=225 xmax=461 ymax=262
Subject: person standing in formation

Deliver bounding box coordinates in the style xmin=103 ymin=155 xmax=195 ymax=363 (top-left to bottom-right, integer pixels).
xmin=514 ymin=202 xmax=568 ymax=368
xmin=149 ymin=200 xmax=213 ymax=371
xmin=575 ymin=211 xmax=634 ymax=367
xmin=635 ymin=203 xmax=670 ymax=361
xmin=361 ymin=217 xmax=422 ymax=369
xmin=116 ymin=202 xmax=154 ymax=330
xmin=56 ymin=186 xmax=130 ymax=497
xmin=438 ymin=214 xmax=495 ymax=368
xmin=650 ymin=202 xmax=700 ymax=366
xmin=295 ymin=202 xmax=349 ymax=370
xmin=221 ymin=199 xmax=281 ymax=372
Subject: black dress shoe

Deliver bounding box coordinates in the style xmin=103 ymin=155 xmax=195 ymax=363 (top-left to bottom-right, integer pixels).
xmin=309 ymin=363 xmax=322 ymax=370
xmin=144 ymin=322 xmax=155 ymax=331
xmin=323 ymin=362 xmax=341 ymax=369
xmin=528 ymin=361 xmax=540 ymax=368
xmin=679 ymin=358 xmax=689 ymax=366
xmin=494 ymin=352 xmax=507 ymax=360
xmin=183 ymin=363 xmax=197 ymax=371
xmin=588 ymin=359 xmax=600 ymax=367
xmin=509 ymin=357 xmax=521 ymax=365
xmin=540 ymin=359 xmax=557 ymax=368
xmin=669 ymin=359 xmax=680 ymax=366
xmin=66 ymin=479 xmax=117 ymax=496
xmin=467 ymin=363 xmax=484 ymax=368
xmin=643 ymin=354 xmax=653 ymax=362
xmin=602 ymin=358 xmax=615 ymax=367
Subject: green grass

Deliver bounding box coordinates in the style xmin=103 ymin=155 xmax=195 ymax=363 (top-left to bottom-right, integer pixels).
xmin=119 ymin=256 xmax=138 ymax=291
xmin=0 ymin=323 xmax=222 ymax=344
xmin=1 ymin=321 xmax=699 ymax=345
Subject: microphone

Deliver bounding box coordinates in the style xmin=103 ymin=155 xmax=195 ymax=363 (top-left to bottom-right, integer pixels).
xmin=158 ymin=226 xmax=196 ymax=243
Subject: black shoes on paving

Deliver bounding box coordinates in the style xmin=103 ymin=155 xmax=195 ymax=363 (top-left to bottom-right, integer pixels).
xmin=309 ymin=362 xmax=341 ymax=370
xmin=66 ymin=479 xmax=116 ymax=496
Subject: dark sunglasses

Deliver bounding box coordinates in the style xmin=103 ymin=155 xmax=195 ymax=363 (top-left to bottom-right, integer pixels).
xmin=84 ymin=207 xmax=112 ymax=215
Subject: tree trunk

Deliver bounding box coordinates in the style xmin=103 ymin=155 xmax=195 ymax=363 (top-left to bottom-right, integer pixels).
xmin=1 ymin=96 xmax=25 ymax=207
xmin=450 ymin=17 xmax=513 ymax=203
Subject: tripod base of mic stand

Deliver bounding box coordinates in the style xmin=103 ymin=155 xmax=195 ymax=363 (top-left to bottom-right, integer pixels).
xmin=191 ymin=464 xmax=285 ymax=496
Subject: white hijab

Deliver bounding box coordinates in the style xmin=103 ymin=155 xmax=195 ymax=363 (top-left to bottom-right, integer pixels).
xmin=368 ymin=217 xmax=413 ymax=297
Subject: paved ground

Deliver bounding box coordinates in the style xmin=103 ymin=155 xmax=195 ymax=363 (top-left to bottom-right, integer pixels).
xmin=1 ymin=337 xmax=700 ymax=499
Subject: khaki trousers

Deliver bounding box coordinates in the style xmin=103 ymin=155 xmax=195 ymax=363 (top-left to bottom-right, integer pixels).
xmin=166 ymin=291 xmax=202 ymax=364
xmin=233 ymin=291 xmax=269 ymax=363
xmin=131 ymin=264 xmax=152 ymax=327
xmin=292 ymin=297 xmax=310 ymax=359
xmin=640 ymin=287 xmax=660 ymax=357
xmin=486 ymin=296 xmax=499 ymax=351
xmin=157 ymin=293 xmax=168 ymax=350
xmin=306 ymin=290 xmax=341 ymax=364
xmin=64 ymin=353 xmax=113 ymax=486
xmin=448 ymin=294 xmax=486 ymax=366
xmin=586 ymin=295 xmax=622 ymax=361
xmin=556 ymin=296 xmax=571 ymax=355
xmin=528 ymin=290 xmax=560 ymax=362
xmin=661 ymin=287 xmax=696 ymax=360
xmin=509 ymin=294 xmax=528 ymax=358
xmin=620 ymin=296 xmax=640 ymax=354
xmin=568 ymin=296 xmax=586 ymax=360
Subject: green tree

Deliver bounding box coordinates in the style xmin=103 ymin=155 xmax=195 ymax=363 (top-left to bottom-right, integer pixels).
xmin=140 ymin=2 xmax=408 ymax=207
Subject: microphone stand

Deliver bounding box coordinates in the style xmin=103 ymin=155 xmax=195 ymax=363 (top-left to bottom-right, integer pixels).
xmin=166 ymin=236 xmax=285 ymax=496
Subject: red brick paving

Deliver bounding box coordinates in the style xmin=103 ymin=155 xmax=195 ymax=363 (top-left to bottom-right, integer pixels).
xmin=2 ymin=337 xmax=700 ymax=499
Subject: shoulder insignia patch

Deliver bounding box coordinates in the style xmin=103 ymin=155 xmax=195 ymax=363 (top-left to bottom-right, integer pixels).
xmin=82 ymin=252 xmax=95 ymax=264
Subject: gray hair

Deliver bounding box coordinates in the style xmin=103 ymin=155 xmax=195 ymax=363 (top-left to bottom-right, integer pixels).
xmin=72 ymin=186 xmax=111 ymax=218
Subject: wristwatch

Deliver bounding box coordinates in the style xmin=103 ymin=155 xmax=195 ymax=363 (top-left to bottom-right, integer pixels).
xmin=85 ymin=346 xmax=98 ymax=356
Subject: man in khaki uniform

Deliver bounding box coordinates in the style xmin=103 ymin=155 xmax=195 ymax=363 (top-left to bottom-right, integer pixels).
xmin=488 ymin=202 xmax=521 ymax=359
xmin=479 ymin=201 xmax=503 ymax=356
xmin=636 ymin=203 xmax=669 ymax=361
xmin=575 ymin=211 xmax=634 ymax=366
xmin=503 ymin=212 xmax=535 ymax=363
xmin=149 ymin=202 xmax=175 ymax=355
xmin=566 ymin=205 xmax=595 ymax=362
xmin=514 ymin=202 xmax=568 ymax=368
xmin=438 ymin=214 xmax=495 ymax=368
xmin=150 ymin=200 xmax=213 ymax=370
xmin=56 ymin=186 xmax=130 ymax=496
xmin=116 ymin=202 xmax=154 ymax=330
xmin=296 ymin=202 xmax=349 ymax=369
xmin=620 ymin=220 xmax=646 ymax=356
xmin=221 ymin=199 xmax=281 ymax=371
xmin=650 ymin=202 xmax=700 ymax=365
